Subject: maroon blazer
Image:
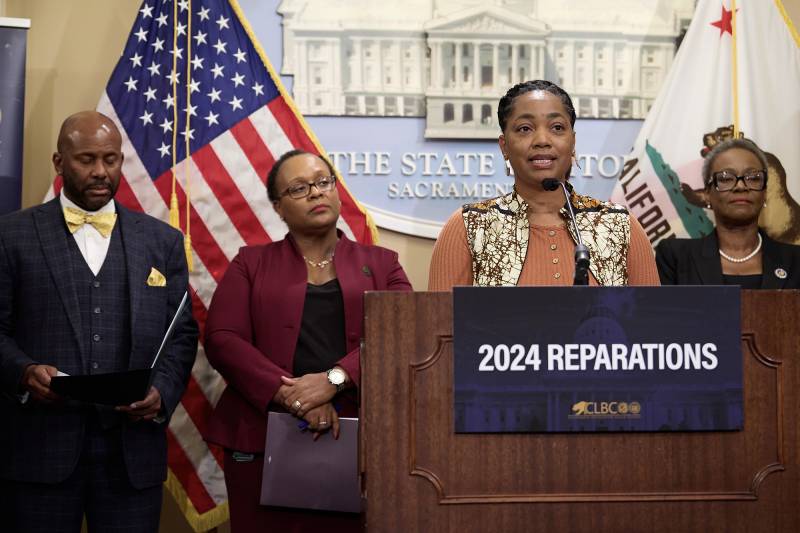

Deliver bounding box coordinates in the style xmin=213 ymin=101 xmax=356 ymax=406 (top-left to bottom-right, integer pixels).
xmin=203 ymin=231 xmax=411 ymax=452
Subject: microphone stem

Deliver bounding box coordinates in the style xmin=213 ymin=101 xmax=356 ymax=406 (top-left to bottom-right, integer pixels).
xmin=558 ymin=183 xmax=584 ymax=247
xmin=555 ymin=182 xmax=590 ymax=286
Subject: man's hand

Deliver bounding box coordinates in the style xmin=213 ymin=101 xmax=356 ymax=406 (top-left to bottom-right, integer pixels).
xmin=22 ymin=364 xmax=61 ymax=404
xmin=281 ymin=372 xmax=337 ymax=417
xmin=115 ymin=386 xmax=162 ymax=422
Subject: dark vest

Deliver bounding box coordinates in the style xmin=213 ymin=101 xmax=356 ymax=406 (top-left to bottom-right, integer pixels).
xmin=67 ymin=223 xmax=131 ymax=426
xmin=67 ymin=222 xmax=131 ymax=374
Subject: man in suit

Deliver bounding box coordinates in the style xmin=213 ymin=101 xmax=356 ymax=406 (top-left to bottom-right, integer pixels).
xmin=0 ymin=111 xmax=198 ymax=532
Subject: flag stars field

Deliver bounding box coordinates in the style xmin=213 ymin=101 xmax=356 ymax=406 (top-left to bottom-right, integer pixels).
xmin=139 ymin=110 xmax=153 ymax=126
xmin=129 ymin=52 xmax=143 ymax=68
xmin=124 ymin=77 xmax=138 ymax=92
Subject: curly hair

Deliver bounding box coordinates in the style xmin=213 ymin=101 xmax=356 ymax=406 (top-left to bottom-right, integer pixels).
xmin=266 ymin=149 xmax=336 ymax=202
xmin=497 ymin=80 xmax=576 ymax=132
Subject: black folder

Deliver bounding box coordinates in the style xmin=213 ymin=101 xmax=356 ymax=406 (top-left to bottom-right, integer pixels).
xmin=50 ymin=368 xmax=151 ymax=406
xmin=49 ymin=292 xmax=189 ymax=406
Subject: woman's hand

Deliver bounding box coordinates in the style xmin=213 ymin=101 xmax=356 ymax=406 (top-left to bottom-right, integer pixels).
xmin=272 ymin=383 xmax=291 ymax=408
xmin=303 ymin=402 xmax=340 ymax=440
xmin=281 ymin=372 xmax=336 ymax=417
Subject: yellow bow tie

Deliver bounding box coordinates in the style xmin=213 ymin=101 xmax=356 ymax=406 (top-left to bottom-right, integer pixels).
xmin=63 ymin=207 xmax=117 ymax=238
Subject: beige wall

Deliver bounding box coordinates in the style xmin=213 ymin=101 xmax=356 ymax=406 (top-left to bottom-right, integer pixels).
xmin=2 ymin=1 xmax=799 ymax=530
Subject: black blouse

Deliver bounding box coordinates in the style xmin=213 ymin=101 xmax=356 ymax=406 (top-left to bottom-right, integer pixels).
xmin=292 ymin=279 xmax=347 ymax=377
xmin=722 ymin=273 xmax=762 ymax=290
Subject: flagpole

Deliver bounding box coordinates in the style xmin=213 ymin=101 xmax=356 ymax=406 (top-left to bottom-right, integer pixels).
xmin=731 ymin=0 xmax=740 ymax=138
xmin=184 ymin=0 xmax=193 ymax=271
xmin=169 ymin=0 xmax=181 ymax=228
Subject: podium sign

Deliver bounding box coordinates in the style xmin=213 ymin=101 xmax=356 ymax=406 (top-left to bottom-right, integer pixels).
xmin=453 ymin=286 xmax=742 ymax=433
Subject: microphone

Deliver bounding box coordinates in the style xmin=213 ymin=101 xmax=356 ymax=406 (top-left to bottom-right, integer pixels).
xmin=542 ymin=179 xmax=590 ymax=285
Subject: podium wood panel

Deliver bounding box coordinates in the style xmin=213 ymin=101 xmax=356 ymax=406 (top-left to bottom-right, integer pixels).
xmin=361 ymin=291 xmax=799 ymax=532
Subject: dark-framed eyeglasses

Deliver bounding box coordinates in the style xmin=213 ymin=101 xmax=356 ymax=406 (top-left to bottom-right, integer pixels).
xmin=280 ymin=175 xmax=337 ymax=199
xmin=708 ymin=170 xmax=767 ymax=192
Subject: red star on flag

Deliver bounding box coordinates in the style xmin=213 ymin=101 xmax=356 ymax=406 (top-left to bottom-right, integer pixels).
xmin=710 ymin=4 xmax=737 ymax=37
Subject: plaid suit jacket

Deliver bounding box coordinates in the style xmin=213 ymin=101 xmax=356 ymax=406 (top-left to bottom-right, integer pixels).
xmin=0 ymin=197 xmax=198 ymax=488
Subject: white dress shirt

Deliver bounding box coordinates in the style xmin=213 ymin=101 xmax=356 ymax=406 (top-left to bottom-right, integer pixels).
xmin=60 ymin=194 xmax=116 ymax=276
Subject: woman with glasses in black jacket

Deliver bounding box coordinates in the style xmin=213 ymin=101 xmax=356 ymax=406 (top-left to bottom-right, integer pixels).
xmin=656 ymin=138 xmax=800 ymax=288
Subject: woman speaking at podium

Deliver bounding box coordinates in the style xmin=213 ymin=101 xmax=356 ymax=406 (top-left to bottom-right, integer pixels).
xmin=203 ymin=150 xmax=411 ymax=531
xmin=428 ymin=80 xmax=659 ymax=289
xmin=655 ymin=138 xmax=800 ymax=288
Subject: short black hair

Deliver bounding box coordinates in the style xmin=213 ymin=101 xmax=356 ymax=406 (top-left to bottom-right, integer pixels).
xmin=266 ymin=149 xmax=336 ymax=202
xmin=497 ymin=80 xmax=576 ymax=132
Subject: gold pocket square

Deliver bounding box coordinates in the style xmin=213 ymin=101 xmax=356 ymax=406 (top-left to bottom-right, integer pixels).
xmin=146 ymin=267 xmax=166 ymax=287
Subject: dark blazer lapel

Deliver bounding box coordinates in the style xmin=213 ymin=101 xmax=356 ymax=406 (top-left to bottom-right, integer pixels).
xmin=33 ymin=197 xmax=85 ymax=358
xmin=693 ymin=232 xmax=724 ymax=285
xmin=760 ymin=233 xmax=788 ymax=289
xmin=117 ymin=203 xmax=147 ymax=336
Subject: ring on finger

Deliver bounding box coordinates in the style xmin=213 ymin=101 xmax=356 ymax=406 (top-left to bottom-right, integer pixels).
xmin=292 ymin=400 xmax=302 ymax=411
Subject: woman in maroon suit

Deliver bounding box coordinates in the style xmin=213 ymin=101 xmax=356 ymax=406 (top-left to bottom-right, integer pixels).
xmin=203 ymin=150 xmax=412 ymax=532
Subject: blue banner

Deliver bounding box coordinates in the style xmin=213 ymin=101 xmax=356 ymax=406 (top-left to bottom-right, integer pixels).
xmin=0 ymin=22 xmax=28 ymax=215
xmin=453 ymin=286 xmax=742 ymax=433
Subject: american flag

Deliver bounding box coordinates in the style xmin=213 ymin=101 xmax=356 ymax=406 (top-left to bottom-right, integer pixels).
xmin=45 ymin=0 xmax=376 ymax=530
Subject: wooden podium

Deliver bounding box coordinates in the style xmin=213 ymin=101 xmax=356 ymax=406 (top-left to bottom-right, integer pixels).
xmin=360 ymin=290 xmax=800 ymax=532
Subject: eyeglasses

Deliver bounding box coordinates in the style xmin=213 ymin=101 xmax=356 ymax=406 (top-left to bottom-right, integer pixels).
xmin=280 ymin=175 xmax=337 ymax=199
xmin=708 ymin=170 xmax=767 ymax=192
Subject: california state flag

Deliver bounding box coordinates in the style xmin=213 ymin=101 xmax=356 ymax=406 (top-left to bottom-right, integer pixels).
xmin=611 ymin=0 xmax=800 ymax=246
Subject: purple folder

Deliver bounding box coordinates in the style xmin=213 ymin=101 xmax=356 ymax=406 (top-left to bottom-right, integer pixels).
xmin=260 ymin=411 xmax=361 ymax=513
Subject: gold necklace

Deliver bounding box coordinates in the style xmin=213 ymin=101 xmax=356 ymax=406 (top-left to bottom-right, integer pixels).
xmin=303 ymin=252 xmax=334 ymax=268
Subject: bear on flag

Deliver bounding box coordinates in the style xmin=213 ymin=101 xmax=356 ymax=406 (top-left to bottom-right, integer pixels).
xmin=611 ymin=0 xmax=800 ymax=247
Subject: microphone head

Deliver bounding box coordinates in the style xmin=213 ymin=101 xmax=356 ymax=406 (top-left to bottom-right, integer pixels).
xmin=542 ymin=178 xmax=560 ymax=191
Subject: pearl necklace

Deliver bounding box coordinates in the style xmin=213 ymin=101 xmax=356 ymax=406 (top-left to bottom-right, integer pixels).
xmin=719 ymin=233 xmax=762 ymax=263
xmin=303 ymin=252 xmax=334 ymax=268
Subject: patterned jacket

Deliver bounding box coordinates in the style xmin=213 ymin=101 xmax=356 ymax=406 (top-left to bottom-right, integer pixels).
xmin=462 ymin=184 xmax=631 ymax=286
